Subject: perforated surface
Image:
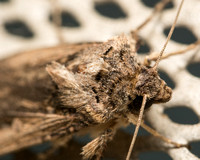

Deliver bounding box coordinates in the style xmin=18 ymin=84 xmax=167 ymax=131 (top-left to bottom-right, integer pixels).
xmin=0 ymin=0 xmax=200 ymax=159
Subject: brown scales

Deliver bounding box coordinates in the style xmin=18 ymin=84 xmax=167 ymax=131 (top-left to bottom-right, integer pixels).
xmin=0 ymin=34 xmax=173 ymax=159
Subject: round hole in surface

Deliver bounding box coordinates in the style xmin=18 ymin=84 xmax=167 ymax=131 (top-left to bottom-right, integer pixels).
xmin=0 ymin=154 xmax=14 ymax=160
xmin=94 ymin=1 xmax=127 ymax=19
xmin=49 ymin=11 xmax=81 ymax=28
xmin=0 ymin=0 xmax=10 ymax=3
xmin=163 ymin=26 xmax=197 ymax=44
xmin=122 ymin=123 xmax=150 ymax=136
xmin=139 ymin=151 xmax=172 ymax=160
xmin=189 ymin=141 xmax=200 ymax=158
xmin=186 ymin=62 xmax=200 ymax=78
xmin=4 ymin=20 xmax=34 ymax=38
xmin=141 ymin=0 xmax=174 ymax=9
xmin=164 ymin=106 xmax=199 ymax=125
xmin=73 ymin=134 xmax=92 ymax=145
xmin=29 ymin=142 xmax=51 ymax=153
xmin=158 ymin=70 xmax=175 ymax=89
xmin=137 ymin=39 xmax=151 ymax=54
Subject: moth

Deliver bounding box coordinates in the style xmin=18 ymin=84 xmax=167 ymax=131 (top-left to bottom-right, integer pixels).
xmin=0 ymin=0 xmax=193 ymax=159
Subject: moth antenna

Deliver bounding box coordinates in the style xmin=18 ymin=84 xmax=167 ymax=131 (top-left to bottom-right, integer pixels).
xmin=153 ymin=0 xmax=184 ymax=70
xmin=126 ymin=95 xmax=147 ymax=160
xmin=133 ymin=0 xmax=171 ymax=33
xmin=131 ymin=0 xmax=171 ymax=43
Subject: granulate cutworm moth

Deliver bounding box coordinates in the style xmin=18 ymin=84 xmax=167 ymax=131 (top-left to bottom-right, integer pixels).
xmin=0 ymin=0 xmax=194 ymax=159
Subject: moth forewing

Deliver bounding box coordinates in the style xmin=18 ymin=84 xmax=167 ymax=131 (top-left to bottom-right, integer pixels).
xmin=0 ymin=35 xmax=138 ymax=157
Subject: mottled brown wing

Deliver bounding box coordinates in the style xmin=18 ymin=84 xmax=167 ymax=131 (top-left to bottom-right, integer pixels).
xmin=0 ymin=43 xmax=94 ymax=113
xmin=0 ymin=43 xmax=100 ymax=155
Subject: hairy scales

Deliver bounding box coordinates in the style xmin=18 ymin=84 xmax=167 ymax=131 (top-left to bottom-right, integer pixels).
xmin=53 ymin=35 xmax=171 ymax=122
xmin=0 ymin=34 xmax=172 ymax=157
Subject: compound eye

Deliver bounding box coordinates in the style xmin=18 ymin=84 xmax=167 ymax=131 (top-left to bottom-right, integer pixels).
xmin=128 ymin=96 xmax=153 ymax=113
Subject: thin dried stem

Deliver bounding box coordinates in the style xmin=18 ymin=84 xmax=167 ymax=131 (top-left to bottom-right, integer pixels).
xmin=126 ymin=95 xmax=147 ymax=160
xmin=153 ymin=0 xmax=184 ymax=69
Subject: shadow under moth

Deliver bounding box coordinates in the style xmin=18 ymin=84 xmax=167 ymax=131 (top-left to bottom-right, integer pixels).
xmin=0 ymin=0 xmax=192 ymax=159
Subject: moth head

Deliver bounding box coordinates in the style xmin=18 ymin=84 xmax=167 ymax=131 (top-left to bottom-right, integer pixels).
xmin=134 ymin=0 xmax=184 ymax=111
xmin=126 ymin=1 xmax=184 ymax=159
xmin=133 ymin=66 xmax=172 ymax=110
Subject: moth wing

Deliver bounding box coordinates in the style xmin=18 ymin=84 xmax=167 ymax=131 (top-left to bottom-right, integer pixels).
xmin=46 ymin=61 xmax=92 ymax=108
xmin=0 ymin=43 xmax=97 ymax=69
xmin=0 ymin=43 xmax=100 ymax=155
xmin=0 ymin=112 xmax=76 ymax=156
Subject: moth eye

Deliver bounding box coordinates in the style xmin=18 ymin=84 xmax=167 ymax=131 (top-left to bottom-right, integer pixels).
xmin=164 ymin=106 xmax=199 ymax=125
xmin=49 ymin=11 xmax=81 ymax=28
xmin=158 ymin=71 xmax=175 ymax=89
xmin=94 ymin=1 xmax=127 ymax=19
xmin=186 ymin=62 xmax=200 ymax=78
xmin=189 ymin=141 xmax=200 ymax=158
xmin=141 ymin=0 xmax=174 ymax=9
xmin=4 ymin=20 xmax=34 ymax=38
xmin=139 ymin=151 xmax=173 ymax=160
xmin=163 ymin=26 xmax=197 ymax=44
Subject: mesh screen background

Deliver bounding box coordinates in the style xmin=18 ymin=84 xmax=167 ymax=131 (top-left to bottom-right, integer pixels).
xmin=0 ymin=0 xmax=200 ymax=159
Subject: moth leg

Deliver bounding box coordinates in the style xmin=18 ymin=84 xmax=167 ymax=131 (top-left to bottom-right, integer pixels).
xmin=81 ymin=124 xmax=116 ymax=160
xmin=141 ymin=123 xmax=188 ymax=148
xmin=46 ymin=61 xmax=92 ymax=108
xmin=126 ymin=95 xmax=147 ymax=160
xmin=144 ymin=39 xmax=200 ymax=66
xmin=128 ymin=115 xmax=188 ymax=148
